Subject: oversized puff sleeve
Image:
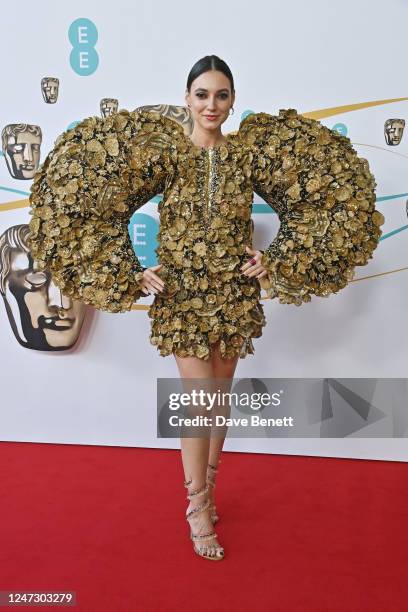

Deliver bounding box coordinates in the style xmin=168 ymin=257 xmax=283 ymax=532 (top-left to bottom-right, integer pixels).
xmin=238 ymin=108 xmax=385 ymax=306
xmin=28 ymin=109 xmax=184 ymax=313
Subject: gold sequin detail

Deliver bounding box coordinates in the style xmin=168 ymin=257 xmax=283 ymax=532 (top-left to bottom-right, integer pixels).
xmin=238 ymin=108 xmax=383 ymax=306
xmin=27 ymin=106 xmax=383 ymax=360
xmin=206 ymin=148 xmax=217 ymax=221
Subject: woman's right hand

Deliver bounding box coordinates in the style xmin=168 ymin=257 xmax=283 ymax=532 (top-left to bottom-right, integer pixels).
xmin=139 ymin=264 xmax=166 ymax=295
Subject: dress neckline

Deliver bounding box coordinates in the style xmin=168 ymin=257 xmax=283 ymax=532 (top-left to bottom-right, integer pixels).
xmin=186 ymin=132 xmax=232 ymax=150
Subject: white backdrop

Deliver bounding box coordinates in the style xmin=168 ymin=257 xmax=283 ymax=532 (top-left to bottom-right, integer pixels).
xmin=1 ymin=0 xmax=407 ymax=460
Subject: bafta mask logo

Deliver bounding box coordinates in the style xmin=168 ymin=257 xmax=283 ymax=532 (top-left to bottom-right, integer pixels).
xmin=41 ymin=76 xmax=59 ymax=103
xmin=100 ymin=98 xmax=118 ymax=117
xmin=0 ymin=225 xmax=87 ymax=351
xmin=384 ymin=118 xmax=405 ymax=146
xmin=2 ymin=123 xmax=42 ymax=180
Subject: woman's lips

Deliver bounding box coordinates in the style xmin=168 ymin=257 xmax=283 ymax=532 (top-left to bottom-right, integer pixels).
xmin=204 ymin=115 xmax=218 ymax=121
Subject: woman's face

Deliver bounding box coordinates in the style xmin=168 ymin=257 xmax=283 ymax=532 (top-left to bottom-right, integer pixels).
xmin=185 ymin=69 xmax=235 ymax=132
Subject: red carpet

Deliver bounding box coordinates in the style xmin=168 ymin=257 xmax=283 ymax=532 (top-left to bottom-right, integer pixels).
xmin=0 ymin=442 xmax=407 ymax=611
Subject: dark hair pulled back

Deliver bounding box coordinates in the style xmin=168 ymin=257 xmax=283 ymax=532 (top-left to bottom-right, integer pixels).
xmin=186 ymin=55 xmax=235 ymax=93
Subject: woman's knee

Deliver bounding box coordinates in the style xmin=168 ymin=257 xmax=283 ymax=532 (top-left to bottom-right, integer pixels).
xmin=210 ymin=341 xmax=240 ymax=379
xmin=173 ymin=351 xmax=214 ymax=379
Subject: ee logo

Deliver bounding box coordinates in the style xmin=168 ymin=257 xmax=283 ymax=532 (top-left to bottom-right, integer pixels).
xmin=332 ymin=123 xmax=348 ymax=137
xmin=68 ymin=18 xmax=99 ymax=76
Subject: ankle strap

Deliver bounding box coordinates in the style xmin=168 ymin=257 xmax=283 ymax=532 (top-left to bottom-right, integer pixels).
xmin=184 ymin=481 xmax=209 ymax=501
xmin=207 ymin=462 xmax=219 ymax=488
xmin=208 ymin=462 xmax=220 ymax=473
xmin=186 ymin=497 xmax=211 ymax=520
xmin=191 ymin=530 xmax=218 ymax=542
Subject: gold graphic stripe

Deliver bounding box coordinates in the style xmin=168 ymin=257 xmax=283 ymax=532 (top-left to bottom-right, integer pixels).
xmin=352 ymin=143 xmax=408 ymax=159
xmin=302 ymin=96 xmax=408 ymax=120
xmin=1 ymin=198 xmax=30 ymax=211
xmin=350 ymin=266 xmax=408 ymax=282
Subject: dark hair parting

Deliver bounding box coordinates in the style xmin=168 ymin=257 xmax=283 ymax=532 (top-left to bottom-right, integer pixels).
xmin=186 ymin=55 xmax=235 ymax=93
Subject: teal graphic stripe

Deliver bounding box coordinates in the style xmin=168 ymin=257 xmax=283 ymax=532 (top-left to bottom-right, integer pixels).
xmin=376 ymin=193 xmax=408 ymax=202
xmin=0 ymin=186 xmax=31 ymax=196
xmin=380 ymin=224 xmax=408 ymax=240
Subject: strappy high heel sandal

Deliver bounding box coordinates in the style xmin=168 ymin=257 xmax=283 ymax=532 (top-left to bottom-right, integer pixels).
xmin=207 ymin=462 xmax=220 ymax=524
xmin=184 ymin=478 xmax=225 ymax=561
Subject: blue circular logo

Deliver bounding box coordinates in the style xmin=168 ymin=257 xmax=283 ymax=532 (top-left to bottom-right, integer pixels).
xmin=128 ymin=212 xmax=160 ymax=269
xmin=332 ymin=122 xmax=348 ymax=136
xmin=67 ymin=120 xmax=81 ymax=131
xmin=68 ymin=19 xmax=99 ymax=76
xmin=68 ymin=18 xmax=98 ymax=46
xmin=241 ymin=109 xmax=255 ymax=122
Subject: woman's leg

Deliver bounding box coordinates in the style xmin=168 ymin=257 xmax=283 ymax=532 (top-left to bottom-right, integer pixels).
xmin=207 ymin=341 xmax=240 ymax=512
xmin=173 ymin=352 xmax=214 ymax=491
xmin=174 ymin=351 xmax=224 ymax=558
xmin=209 ymin=340 xmax=240 ymax=465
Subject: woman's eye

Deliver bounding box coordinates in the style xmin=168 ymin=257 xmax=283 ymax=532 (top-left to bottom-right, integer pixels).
xmin=196 ymin=93 xmax=229 ymax=99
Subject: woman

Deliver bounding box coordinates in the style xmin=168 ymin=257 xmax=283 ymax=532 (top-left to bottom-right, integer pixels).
xmin=28 ymin=55 xmax=382 ymax=563
xmin=138 ymin=57 xmax=269 ymax=561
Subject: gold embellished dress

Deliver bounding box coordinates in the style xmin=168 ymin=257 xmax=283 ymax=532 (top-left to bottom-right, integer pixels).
xmin=27 ymin=107 xmax=384 ymax=361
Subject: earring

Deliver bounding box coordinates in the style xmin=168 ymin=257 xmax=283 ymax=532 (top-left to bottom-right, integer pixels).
xmin=229 ymin=107 xmax=234 ymax=115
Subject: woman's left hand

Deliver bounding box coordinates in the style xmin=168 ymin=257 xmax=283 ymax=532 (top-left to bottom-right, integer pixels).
xmin=240 ymin=246 xmax=268 ymax=279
